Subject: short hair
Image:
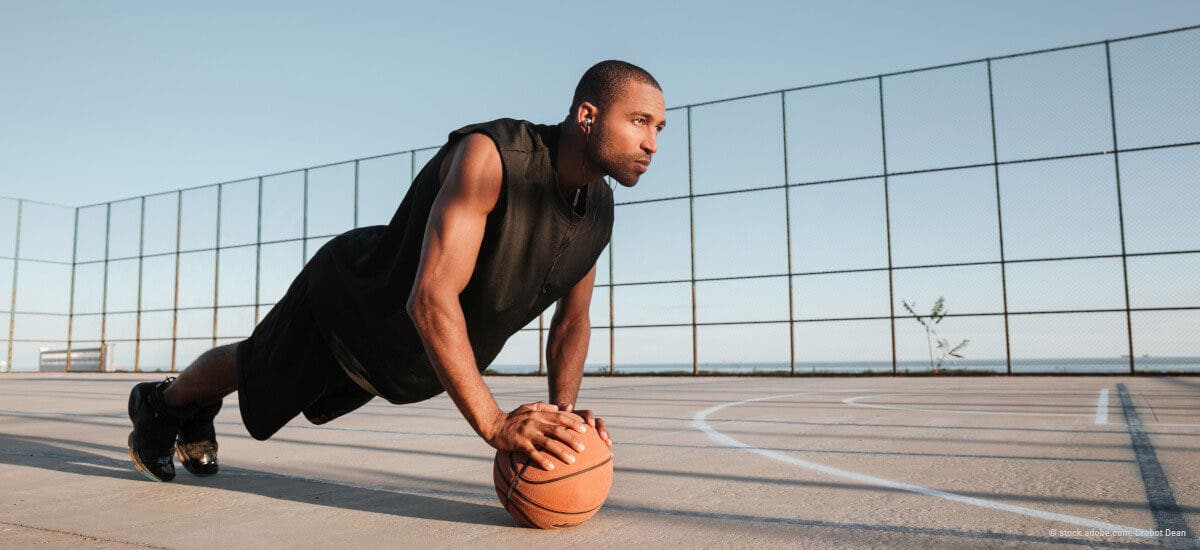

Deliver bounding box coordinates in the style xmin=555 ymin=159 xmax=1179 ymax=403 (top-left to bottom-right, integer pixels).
xmin=569 ymin=60 xmax=661 ymax=115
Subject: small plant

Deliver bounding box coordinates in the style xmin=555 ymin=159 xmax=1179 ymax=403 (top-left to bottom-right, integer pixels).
xmin=901 ymin=296 xmax=969 ymax=373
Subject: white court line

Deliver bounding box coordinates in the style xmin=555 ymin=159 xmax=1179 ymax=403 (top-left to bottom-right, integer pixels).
xmin=842 ymin=394 xmax=1095 ymax=418
xmin=693 ymin=392 xmax=1156 ymax=539
xmin=1095 ymin=389 xmax=1109 ymax=425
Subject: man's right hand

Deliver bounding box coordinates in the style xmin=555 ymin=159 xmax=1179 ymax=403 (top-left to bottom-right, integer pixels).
xmin=486 ymin=402 xmax=588 ymax=471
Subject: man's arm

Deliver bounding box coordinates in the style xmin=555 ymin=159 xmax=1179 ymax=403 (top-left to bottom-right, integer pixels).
xmin=406 ymin=133 xmax=587 ymax=470
xmin=547 ymin=263 xmax=597 ymax=407
xmin=547 ymin=263 xmax=612 ymax=447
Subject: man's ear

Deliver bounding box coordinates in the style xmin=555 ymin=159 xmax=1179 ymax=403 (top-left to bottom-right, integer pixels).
xmin=576 ymin=102 xmax=598 ymax=131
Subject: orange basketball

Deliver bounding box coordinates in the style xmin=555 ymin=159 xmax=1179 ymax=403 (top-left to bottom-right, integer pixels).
xmin=493 ymin=426 xmax=613 ymax=529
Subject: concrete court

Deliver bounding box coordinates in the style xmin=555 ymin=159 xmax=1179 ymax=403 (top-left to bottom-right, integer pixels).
xmin=1 ymin=373 xmax=1198 ymax=549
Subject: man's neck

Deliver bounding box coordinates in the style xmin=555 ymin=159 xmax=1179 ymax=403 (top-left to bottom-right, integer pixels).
xmin=553 ymin=121 xmax=603 ymax=206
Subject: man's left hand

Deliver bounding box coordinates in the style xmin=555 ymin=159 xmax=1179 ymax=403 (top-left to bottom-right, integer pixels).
xmin=558 ymin=403 xmax=612 ymax=448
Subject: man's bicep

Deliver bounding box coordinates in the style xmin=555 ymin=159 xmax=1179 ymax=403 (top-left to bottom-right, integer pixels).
xmin=408 ymin=134 xmax=503 ymax=304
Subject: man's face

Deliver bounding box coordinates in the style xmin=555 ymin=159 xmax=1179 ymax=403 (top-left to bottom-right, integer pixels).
xmin=586 ymin=81 xmax=667 ymax=187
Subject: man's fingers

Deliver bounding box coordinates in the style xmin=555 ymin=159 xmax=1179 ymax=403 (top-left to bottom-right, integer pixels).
xmin=550 ymin=425 xmax=585 ymax=452
xmin=528 ymin=402 xmax=558 ymax=412
xmin=553 ymin=411 xmax=586 ymax=431
xmin=526 ymin=448 xmax=556 ymax=471
xmin=595 ymin=417 xmax=612 ymax=447
xmin=540 ymin=437 xmax=577 ymax=466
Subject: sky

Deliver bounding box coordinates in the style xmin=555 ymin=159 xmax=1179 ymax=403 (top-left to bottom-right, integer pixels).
xmin=2 ymin=1 xmax=1199 ymax=372
xmin=2 ymin=0 xmax=1197 ymax=206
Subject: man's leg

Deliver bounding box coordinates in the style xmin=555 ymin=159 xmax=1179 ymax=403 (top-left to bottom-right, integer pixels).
xmin=162 ymin=342 xmax=240 ymax=410
xmin=127 ymin=341 xmax=242 ymax=482
xmin=167 ymin=342 xmax=241 ymax=476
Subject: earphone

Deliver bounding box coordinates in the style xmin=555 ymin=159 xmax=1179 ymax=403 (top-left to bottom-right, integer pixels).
xmin=582 ymin=117 xmax=593 ymax=133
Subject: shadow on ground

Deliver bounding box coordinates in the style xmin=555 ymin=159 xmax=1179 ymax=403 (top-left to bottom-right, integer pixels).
xmin=0 ymin=432 xmax=513 ymax=527
xmin=0 ymin=431 xmax=1172 ymax=549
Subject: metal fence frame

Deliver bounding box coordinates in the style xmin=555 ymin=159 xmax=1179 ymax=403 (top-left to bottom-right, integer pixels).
xmin=4 ymin=23 xmax=1199 ymax=375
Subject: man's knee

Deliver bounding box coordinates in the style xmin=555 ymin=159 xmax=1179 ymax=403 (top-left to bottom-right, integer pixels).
xmin=202 ymin=342 xmax=240 ymax=365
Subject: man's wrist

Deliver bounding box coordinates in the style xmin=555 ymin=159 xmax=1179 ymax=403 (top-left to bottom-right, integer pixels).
xmin=480 ymin=408 xmax=506 ymax=443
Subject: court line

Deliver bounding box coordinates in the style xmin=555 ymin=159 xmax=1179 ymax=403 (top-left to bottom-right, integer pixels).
xmin=1096 ymin=389 xmax=1110 ymax=425
xmin=843 ymin=394 xmax=1100 ymax=418
xmin=693 ymin=392 xmax=1158 ymax=539
xmin=1116 ymin=384 xmax=1194 ymax=543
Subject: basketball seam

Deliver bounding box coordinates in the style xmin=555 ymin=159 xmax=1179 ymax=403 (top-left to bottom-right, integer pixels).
xmin=506 ymin=459 xmax=530 ymax=501
xmin=511 ymin=486 xmax=603 ymax=516
xmin=497 ymin=461 xmax=541 ymax=528
xmin=507 ymin=493 xmax=539 ymax=528
xmin=507 ymin=453 xmax=613 ymax=485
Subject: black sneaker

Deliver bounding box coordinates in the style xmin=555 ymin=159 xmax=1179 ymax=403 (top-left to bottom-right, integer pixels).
xmin=127 ymin=378 xmax=184 ymax=482
xmin=176 ymin=401 xmax=220 ymax=476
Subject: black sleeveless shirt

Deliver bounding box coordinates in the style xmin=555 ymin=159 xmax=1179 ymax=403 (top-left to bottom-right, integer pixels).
xmin=305 ymin=118 xmax=614 ymax=404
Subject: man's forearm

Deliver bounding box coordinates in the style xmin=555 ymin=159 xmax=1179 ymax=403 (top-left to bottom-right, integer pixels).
xmin=546 ymin=318 xmax=590 ymax=406
xmin=409 ymin=296 xmax=503 ymax=441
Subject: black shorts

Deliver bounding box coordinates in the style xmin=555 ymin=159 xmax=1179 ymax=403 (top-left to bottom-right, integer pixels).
xmin=235 ymin=265 xmax=374 ymax=441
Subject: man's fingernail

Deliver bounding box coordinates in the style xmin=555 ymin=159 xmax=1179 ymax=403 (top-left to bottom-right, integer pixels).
xmin=546 ymin=462 xmax=554 ymax=470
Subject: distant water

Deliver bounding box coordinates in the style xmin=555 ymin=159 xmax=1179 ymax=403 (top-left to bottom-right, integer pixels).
xmin=487 ymin=356 xmax=1200 ymax=375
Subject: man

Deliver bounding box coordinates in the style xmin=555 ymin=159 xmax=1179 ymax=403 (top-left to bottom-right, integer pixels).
xmin=126 ymin=60 xmax=666 ymax=482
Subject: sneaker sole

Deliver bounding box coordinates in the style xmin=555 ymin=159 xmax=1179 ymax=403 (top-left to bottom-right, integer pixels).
xmin=128 ymin=432 xmax=169 ymax=483
xmin=175 ymin=441 xmax=218 ymax=477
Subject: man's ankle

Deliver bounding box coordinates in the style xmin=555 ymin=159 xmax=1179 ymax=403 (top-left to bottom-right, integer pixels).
xmin=159 ymin=383 xmax=198 ymax=417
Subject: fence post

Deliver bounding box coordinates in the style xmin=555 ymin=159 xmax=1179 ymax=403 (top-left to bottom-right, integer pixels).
xmin=302 ymin=169 xmax=309 ymax=265
xmin=538 ymin=313 xmax=545 ymax=376
xmin=353 ymin=160 xmax=360 ymax=228
xmin=780 ymin=92 xmax=797 ymax=376
xmin=254 ymin=177 xmax=263 ymax=325
xmin=687 ymin=106 xmax=698 ymax=376
xmin=1104 ymin=41 xmax=1136 ymax=375
xmin=5 ymin=200 xmax=23 ymax=372
xmin=608 ymin=232 xmax=615 ymax=375
xmin=135 ymin=197 xmax=145 ymax=372
xmin=877 ymin=76 xmax=898 ymax=375
xmin=170 ymin=191 xmax=182 ymax=372
xmin=66 ymin=207 xmax=79 ymax=372
xmin=100 ymin=203 xmax=111 ymax=370
xmin=985 ymin=59 xmax=1015 ymax=375
xmin=213 ymin=185 xmax=223 ymax=348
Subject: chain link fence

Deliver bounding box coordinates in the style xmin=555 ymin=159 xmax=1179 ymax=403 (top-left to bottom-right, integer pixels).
xmin=3 ymin=24 xmax=1198 ymax=375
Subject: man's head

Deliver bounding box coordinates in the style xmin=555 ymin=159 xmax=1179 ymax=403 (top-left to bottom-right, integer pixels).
xmin=567 ymin=60 xmax=666 ymax=187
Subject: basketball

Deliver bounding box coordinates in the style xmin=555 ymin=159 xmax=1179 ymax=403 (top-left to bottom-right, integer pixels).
xmin=492 ymin=426 xmax=614 ymax=529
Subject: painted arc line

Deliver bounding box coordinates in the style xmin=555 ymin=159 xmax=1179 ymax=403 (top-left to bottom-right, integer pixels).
xmin=842 ymin=394 xmax=1096 ymax=418
xmin=693 ymin=392 xmax=1155 ymax=539
xmin=1096 ymin=389 xmax=1110 ymax=425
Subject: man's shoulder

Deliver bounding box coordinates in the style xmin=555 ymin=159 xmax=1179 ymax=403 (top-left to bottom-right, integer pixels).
xmin=447 ymin=118 xmax=550 ymax=153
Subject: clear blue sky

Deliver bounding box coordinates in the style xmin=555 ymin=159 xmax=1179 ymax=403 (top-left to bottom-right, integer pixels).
xmin=2 ymin=1 xmax=1199 ymax=372
xmin=2 ymin=0 xmax=1197 ymax=205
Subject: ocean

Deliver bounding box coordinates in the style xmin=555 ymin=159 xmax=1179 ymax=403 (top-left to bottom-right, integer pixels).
xmin=487 ymin=356 xmax=1200 ymax=375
